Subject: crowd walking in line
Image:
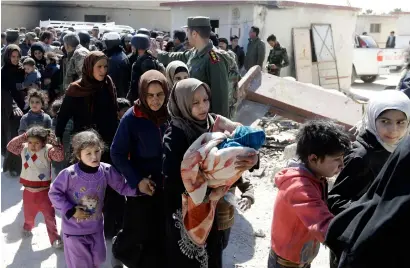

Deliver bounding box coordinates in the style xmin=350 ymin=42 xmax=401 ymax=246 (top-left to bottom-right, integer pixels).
xmin=2 ymin=15 xmax=410 ymax=268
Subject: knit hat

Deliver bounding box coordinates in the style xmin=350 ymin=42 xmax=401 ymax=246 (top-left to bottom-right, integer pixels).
xmin=131 ymin=34 xmax=150 ymax=50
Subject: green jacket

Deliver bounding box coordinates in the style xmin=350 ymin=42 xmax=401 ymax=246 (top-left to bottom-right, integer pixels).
xmin=158 ymin=41 xmax=230 ymax=117
xmin=267 ymin=43 xmax=289 ymax=76
xmin=244 ymin=37 xmax=266 ymax=70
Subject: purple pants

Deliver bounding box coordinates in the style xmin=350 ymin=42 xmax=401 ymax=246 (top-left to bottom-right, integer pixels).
xmin=63 ymin=232 xmax=106 ymax=268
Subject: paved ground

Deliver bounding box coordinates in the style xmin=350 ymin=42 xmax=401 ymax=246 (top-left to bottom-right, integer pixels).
xmin=350 ymin=71 xmax=403 ymax=99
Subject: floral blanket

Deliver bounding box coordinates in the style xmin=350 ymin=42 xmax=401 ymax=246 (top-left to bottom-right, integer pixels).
xmin=180 ymin=116 xmax=264 ymax=246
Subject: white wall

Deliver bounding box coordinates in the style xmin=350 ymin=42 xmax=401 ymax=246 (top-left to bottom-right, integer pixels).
xmin=169 ymin=4 xmax=255 ymax=48
xmin=397 ymin=14 xmax=410 ymax=36
xmin=260 ymin=6 xmax=358 ymax=89
xmin=356 ymin=15 xmax=398 ymax=48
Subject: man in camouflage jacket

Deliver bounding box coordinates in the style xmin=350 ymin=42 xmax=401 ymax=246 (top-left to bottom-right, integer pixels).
xmin=62 ymin=33 xmax=89 ymax=90
xmin=266 ymin=34 xmax=289 ymax=76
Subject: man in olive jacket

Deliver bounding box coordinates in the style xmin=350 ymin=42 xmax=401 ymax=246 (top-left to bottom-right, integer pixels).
xmin=244 ymin=26 xmax=266 ymax=71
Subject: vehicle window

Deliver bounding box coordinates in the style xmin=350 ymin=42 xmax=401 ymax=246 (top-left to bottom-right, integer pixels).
xmin=359 ymin=36 xmax=379 ymax=48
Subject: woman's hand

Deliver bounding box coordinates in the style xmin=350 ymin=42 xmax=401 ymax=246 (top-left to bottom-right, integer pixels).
xmin=73 ymin=206 xmax=90 ymax=220
xmin=235 ymin=153 xmax=258 ymax=172
xmin=13 ymin=107 xmax=23 ymax=117
xmin=138 ymin=176 xmax=156 ymax=196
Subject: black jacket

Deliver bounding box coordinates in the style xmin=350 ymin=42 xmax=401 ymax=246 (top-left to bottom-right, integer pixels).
xmin=105 ymin=47 xmax=131 ymax=98
xmin=325 ymin=136 xmax=410 ymax=268
xmin=229 ymin=45 xmax=245 ymax=70
xmin=162 ymin=120 xmax=222 ymax=268
xmin=126 ymin=52 xmax=164 ymax=103
xmin=328 ymin=131 xmax=390 ymax=215
xmin=56 ymin=85 xmax=118 ymax=162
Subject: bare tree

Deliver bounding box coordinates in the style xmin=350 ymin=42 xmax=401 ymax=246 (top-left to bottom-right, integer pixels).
xmin=365 ymin=9 xmax=373 ymax=14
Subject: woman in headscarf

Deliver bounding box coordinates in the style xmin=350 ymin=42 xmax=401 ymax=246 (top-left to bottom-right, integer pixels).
xmin=1 ymin=44 xmax=25 ymax=176
xmin=326 ymin=135 xmax=410 ymax=268
xmin=165 ymin=60 xmax=189 ymax=87
xmin=29 ymin=42 xmax=47 ymax=77
xmin=162 ymin=78 xmax=258 ymax=268
xmin=327 ymin=90 xmax=410 ymax=268
xmin=111 ymin=70 xmax=168 ymax=268
xmin=56 ymin=51 xmax=121 ymax=237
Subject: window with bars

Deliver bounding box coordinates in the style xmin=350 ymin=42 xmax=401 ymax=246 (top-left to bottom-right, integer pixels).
xmin=370 ymin=23 xmax=381 ymax=33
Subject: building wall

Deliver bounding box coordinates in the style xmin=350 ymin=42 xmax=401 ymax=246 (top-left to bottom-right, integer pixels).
xmin=397 ymin=14 xmax=410 ymax=35
xmin=1 ymin=2 xmax=171 ymax=31
xmin=259 ymin=6 xmax=358 ymax=89
xmin=356 ymin=15 xmax=398 ymax=48
xmin=1 ymin=4 xmax=41 ymax=30
xmin=169 ymin=4 xmax=255 ymax=48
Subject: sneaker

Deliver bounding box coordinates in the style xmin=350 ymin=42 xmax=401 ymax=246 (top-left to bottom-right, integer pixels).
xmin=22 ymin=229 xmax=33 ymax=237
xmin=52 ymin=239 xmax=63 ymax=249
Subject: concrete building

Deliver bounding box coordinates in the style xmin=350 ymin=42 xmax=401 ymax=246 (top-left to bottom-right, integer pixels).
xmin=356 ymin=12 xmax=410 ymax=48
xmin=1 ymin=1 xmax=172 ymax=31
xmin=161 ymin=0 xmax=360 ymax=89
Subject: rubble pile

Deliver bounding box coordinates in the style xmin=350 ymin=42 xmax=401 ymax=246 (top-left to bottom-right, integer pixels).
xmin=245 ymin=113 xmax=300 ymax=183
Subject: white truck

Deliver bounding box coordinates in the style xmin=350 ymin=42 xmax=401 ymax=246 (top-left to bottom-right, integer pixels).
xmin=352 ymin=34 xmax=406 ymax=83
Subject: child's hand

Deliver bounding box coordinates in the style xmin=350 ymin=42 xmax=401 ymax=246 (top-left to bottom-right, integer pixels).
xmin=73 ymin=206 xmax=90 ymax=220
xmin=44 ymin=78 xmax=51 ymax=85
xmin=238 ymin=197 xmax=252 ymax=211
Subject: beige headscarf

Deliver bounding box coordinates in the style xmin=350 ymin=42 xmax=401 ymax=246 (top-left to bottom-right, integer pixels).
xmin=167 ymin=78 xmax=214 ymax=143
xmin=165 ymin=60 xmax=189 ymax=87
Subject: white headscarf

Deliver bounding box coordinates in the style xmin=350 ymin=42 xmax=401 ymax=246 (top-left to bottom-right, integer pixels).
xmin=361 ymin=90 xmax=410 ymax=152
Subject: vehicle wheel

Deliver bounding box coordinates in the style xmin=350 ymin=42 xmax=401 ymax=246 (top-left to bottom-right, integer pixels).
xmin=351 ymin=66 xmax=357 ymax=85
xmin=360 ymin=75 xmax=378 ymax=83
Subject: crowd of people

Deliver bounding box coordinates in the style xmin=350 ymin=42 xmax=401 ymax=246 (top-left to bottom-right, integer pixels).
xmin=2 ymin=15 xmax=410 ymax=268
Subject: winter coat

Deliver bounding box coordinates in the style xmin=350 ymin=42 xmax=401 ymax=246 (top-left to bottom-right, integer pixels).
xmin=244 ymin=37 xmax=266 ymax=70
xmin=63 ymin=44 xmax=89 ymax=90
xmin=271 ymin=160 xmax=333 ymax=265
xmin=229 ymin=45 xmax=245 ymax=70
xmin=162 ymin=118 xmax=222 ymax=268
xmin=126 ymin=52 xmax=165 ymax=102
xmin=56 ymin=82 xmax=118 ymax=163
xmin=18 ymin=110 xmax=52 ymax=135
xmin=328 ymin=131 xmax=390 ymax=215
xmin=105 ymin=47 xmax=131 ymax=98
xmin=110 ymin=105 xmax=167 ymax=190
xmin=49 ymin=162 xmax=136 ymax=236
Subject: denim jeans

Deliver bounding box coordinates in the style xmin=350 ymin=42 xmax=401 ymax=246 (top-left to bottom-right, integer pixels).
xmin=268 ymin=250 xmax=311 ymax=268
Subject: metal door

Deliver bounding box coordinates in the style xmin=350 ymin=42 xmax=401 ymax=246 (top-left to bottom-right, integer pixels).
xmin=311 ymin=24 xmax=341 ymax=90
xmin=292 ymin=28 xmax=313 ymax=83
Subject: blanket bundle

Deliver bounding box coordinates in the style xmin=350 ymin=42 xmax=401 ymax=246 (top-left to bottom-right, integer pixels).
xmin=180 ymin=120 xmax=265 ymax=246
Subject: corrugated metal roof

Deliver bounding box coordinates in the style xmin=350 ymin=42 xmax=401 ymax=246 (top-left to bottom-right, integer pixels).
xmin=160 ymin=0 xmax=361 ymax=11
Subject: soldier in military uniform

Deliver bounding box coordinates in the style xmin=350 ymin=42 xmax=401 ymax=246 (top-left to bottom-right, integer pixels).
xmin=151 ymin=16 xmax=230 ymax=118
xmin=266 ymin=34 xmax=289 ymax=76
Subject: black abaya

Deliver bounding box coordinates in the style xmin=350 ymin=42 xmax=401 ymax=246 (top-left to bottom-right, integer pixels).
xmin=325 ymin=136 xmax=410 ymax=268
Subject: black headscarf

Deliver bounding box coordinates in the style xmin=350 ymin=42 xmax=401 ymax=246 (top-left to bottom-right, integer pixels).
xmin=325 ymin=136 xmax=410 ymax=268
xmin=30 ymin=42 xmax=47 ymax=67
